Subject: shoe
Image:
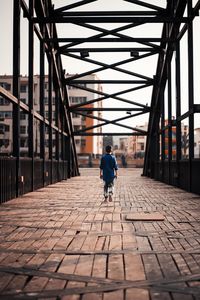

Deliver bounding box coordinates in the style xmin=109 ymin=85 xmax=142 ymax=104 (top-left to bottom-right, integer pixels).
xmin=109 ymin=195 xmax=112 ymax=202
xmin=103 ymin=196 xmax=108 ymax=203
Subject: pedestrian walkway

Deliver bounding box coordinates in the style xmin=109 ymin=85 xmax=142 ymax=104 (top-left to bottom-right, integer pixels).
xmin=0 ymin=168 xmax=200 ymax=299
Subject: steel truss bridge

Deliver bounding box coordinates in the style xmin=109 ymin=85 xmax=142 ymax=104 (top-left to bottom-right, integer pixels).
xmin=0 ymin=0 xmax=200 ymax=202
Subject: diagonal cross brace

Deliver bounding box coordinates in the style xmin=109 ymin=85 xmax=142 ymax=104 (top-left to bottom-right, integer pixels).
xmin=54 ymin=0 xmax=97 ymax=13
xmin=60 ymin=22 xmax=161 ymax=51
xmin=64 ymin=52 xmax=157 ymax=82
xmin=124 ymin=0 xmax=165 ymax=12
xmin=68 ymin=82 xmax=153 ymax=109
xmin=64 ymin=53 xmax=155 ymax=82
xmin=73 ymin=111 xmax=148 ymax=134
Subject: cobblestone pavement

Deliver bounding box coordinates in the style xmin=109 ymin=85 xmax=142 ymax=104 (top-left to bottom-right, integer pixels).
xmin=0 ymin=168 xmax=200 ymax=299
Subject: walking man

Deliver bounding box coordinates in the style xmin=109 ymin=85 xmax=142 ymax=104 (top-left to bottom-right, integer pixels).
xmin=100 ymin=145 xmax=118 ymax=202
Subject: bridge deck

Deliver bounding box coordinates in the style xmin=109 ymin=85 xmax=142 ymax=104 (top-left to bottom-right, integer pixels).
xmin=0 ymin=168 xmax=200 ymax=299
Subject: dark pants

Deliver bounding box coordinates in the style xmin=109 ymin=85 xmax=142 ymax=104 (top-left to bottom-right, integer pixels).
xmin=104 ymin=180 xmax=114 ymax=197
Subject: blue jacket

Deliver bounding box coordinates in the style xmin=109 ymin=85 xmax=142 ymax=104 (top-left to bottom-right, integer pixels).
xmin=100 ymin=154 xmax=118 ymax=183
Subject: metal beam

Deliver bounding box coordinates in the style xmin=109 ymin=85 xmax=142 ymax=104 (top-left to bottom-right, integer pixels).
xmin=33 ymin=16 xmax=188 ymax=24
xmin=74 ymin=132 xmax=146 ymax=136
xmin=124 ymin=0 xmax=165 ymax=11
xmin=62 ymin=47 xmax=161 ymax=53
xmin=0 ymin=86 xmax=67 ymax=136
xmin=54 ymin=11 xmax=163 ymax=16
xmin=54 ymin=0 xmax=97 ymax=13
xmin=12 ymin=0 xmax=21 ymax=197
xmin=28 ymin=0 xmax=34 ymax=190
xmin=67 ymin=80 xmax=153 ymax=84
xmin=70 ymin=107 xmax=150 ymax=112
xmin=46 ymin=37 xmax=171 ymax=43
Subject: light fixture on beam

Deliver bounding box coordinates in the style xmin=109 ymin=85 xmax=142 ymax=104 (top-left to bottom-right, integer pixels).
xmin=80 ymin=51 xmax=89 ymax=58
xmin=130 ymin=51 xmax=139 ymax=57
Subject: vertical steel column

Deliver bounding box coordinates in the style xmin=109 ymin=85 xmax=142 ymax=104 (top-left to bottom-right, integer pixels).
xmin=54 ymin=53 xmax=60 ymax=163
xmin=187 ymin=0 xmax=194 ymax=191
xmin=12 ymin=0 xmax=21 ymax=197
xmin=28 ymin=0 xmax=34 ymax=191
xmin=55 ymin=89 xmax=60 ymax=162
xmin=40 ymin=25 xmax=45 ymax=186
xmin=60 ymin=103 xmax=65 ymax=179
xmin=54 ymin=88 xmax=60 ymax=180
xmin=66 ymin=137 xmax=72 ymax=178
xmin=175 ymin=39 xmax=181 ymax=183
xmin=167 ymin=58 xmax=172 ymax=184
xmin=161 ymin=92 xmax=165 ymax=180
xmin=48 ymin=53 xmax=53 ymax=183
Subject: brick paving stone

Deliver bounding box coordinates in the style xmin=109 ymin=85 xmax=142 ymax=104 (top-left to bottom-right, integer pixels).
xmin=0 ymin=168 xmax=200 ymax=299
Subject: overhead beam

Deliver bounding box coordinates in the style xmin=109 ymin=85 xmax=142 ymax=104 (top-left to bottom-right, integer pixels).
xmin=70 ymin=107 xmax=150 ymax=112
xmin=54 ymin=11 xmax=163 ymax=16
xmin=67 ymin=80 xmax=153 ymax=84
xmin=74 ymin=132 xmax=146 ymax=136
xmin=47 ymin=37 xmax=173 ymax=43
xmin=62 ymin=47 xmax=161 ymax=53
xmin=33 ymin=16 xmax=188 ymax=23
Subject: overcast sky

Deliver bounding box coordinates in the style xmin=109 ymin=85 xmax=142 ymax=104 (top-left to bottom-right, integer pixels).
xmin=0 ymin=0 xmax=200 ymax=132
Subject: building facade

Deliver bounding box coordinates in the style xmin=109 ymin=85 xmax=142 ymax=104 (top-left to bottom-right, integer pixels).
xmin=67 ymin=73 xmax=103 ymax=156
xmin=0 ymin=74 xmax=103 ymax=156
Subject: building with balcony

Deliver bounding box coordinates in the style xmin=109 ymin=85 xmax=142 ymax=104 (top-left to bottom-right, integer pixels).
xmin=0 ymin=74 xmax=103 ymax=157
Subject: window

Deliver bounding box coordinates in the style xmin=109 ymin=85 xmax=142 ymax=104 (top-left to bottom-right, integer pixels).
xmin=0 ymin=124 xmax=4 ymax=134
xmin=0 ymin=124 xmax=9 ymax=133
xmin=0 ymin=111 xmax=12 ymax=119
xmin=20 ymin=112 xmax=26 ymax=120
xmin=44 ymin=97 xmax=48 ymax=105
xmin=5 ymin=112 xmax=12 ymax=118
xmin=20 ymin=126 xmax=26 ymax=134
xmin=69 ymin=97 xmax=87 ymax=104
xmin=72 ymin=113 xmax=80 ymax=118
xmin=0 ymin=139 xmax=9 ymax=147
xmin=75 ymin=139 xmax=80 ymax=145
xmin=4 ymin=139 xmax=9 ymax=147
xmin=81 ymin=139 xmax=86 ymax=147
xmin=20 ymin=138 xmax=28 ymax=147
xmin=74 ymin=125 xmax=80 ymax=131
xmin=0 ymin=97 xmax=10 ymax=105
xmin=20 ymin=84 xmax=27 ymax=93
xmin=81 ymin=116 xmax=86 ymax=121
xmin=0 ymin=82 xmax=11 ymax=90
xmin=67 ymin=84 xmax=86 ymax=90
xmin=52 ymin=139 xmax=56 ymax=147
xmin=4 ymin=124 xmax=9 ymax=132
